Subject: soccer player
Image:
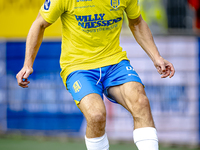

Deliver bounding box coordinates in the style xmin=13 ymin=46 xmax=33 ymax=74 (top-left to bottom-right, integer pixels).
xmin=16 ymin=0 xmax=175 ymax=149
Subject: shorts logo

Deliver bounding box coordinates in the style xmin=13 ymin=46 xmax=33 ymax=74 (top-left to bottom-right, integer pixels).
xmin=111 ymin=0 xmax=120 ymax=9
xmin=44 ymin=0 xmax=51 ymax=11
xmin=126 ymin=66 xmax=134 ymax=71
xmin=128 ymin=74 xmax=138 ymax=77
xmin=73 ymin=80 xmax=82 ymax=93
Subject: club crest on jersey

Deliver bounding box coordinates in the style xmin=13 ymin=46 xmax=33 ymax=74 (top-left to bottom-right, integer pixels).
xmin=44 ymin=0 xmax=51 ymax=11
xmin=111 ymin=0 xmax=120 ymax=9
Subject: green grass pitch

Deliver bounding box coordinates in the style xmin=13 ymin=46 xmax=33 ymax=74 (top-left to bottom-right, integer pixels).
xmin=0 ymin=136 xmax=199 ymax=150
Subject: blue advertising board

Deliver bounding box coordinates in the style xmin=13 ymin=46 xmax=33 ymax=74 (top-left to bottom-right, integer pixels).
xmin=6 ymin=41 xmax=84 ymax=133
xmin=1 ymin=36 xmax=199 ymax=144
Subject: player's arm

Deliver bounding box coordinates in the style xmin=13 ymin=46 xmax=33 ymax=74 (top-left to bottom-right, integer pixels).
xmin=16 ymin=13 xmax=51 ymax=88
xmin=128 ymin=15 xmax=175 ymax=78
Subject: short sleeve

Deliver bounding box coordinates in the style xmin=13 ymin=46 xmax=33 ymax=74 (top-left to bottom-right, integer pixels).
xmin=125 ymin=0 xmax=141 ymax=19
xmin=39 ymin=0 xmax=65 ymax=24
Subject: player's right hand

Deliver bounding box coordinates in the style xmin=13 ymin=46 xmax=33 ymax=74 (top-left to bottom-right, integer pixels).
xmin=16 ymin=67 xmax=33 ymax=88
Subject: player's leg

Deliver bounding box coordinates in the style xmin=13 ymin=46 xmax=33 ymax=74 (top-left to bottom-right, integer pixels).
xmin=108 ymin=82 xmax=155 ymax=129
xmin=108 ymin=82 xmax=158 ymax=150
xmin=66 ymin=70 xmax=109 ymax=150
xmin=79 ymin=93 xmax=106 ymax=138
xmin=78 ymin=93 xmax=109 ymax=150
xmin=103 ymin=60 xmax=158 ymax=150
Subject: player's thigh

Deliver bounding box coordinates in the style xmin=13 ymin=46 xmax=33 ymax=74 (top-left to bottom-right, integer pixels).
xmin=66 ymin=70 xmax=106 ymax=123
xmin=108 ymin=81 xmax=148 ymax=112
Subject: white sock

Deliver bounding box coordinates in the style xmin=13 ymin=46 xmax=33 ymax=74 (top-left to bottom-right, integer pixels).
xmin=85 ymin=133 xmax=109 ymax=150
xmin=133 ymin=127 xmax=159 ymax=150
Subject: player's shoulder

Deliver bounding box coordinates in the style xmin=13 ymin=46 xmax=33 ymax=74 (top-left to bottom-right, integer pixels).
xmin=126 ymin=0 xmax=140 ymax=4
xmin=43 ymin=0 xmax=68 ymax=6
xmin=42 ymin=0 xmax=68 ymax=11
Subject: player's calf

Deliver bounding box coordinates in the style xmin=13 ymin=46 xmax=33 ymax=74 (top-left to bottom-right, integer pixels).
xmin=130 ymin=95 xmax=155 ymax=128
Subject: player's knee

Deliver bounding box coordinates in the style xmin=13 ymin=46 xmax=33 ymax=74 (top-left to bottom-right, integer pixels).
xmin=123 ymin=88 xmax=150 ymax=110
xmin=87 ymin=111 xmax=106 ymax=126
xmin=137 ymin=95 xmax=150 ymax=109
xmin=129 ymin=95 xmax=151 ymax=115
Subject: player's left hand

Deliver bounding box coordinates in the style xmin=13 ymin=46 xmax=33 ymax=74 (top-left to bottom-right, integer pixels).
xmin=154 ymin=56 xmax=175 ymax=78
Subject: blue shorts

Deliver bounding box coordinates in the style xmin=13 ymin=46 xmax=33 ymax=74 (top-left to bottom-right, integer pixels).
xmin=66 ymin=60 xmax=143 ymax=105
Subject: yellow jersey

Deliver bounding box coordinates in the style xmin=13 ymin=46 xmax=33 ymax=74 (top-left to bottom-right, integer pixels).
xmin=40 ymin=0 xmax=140 ymax=86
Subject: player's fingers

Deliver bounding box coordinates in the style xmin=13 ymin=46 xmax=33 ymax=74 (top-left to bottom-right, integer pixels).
xmin=169 ymin=65 xmax=175 ymax=78
xmin=161 ymin=69 xmax=170 ymax=78
xmin=23 ymin=69 xmax=32 ymax=79
xmin=19 ymin=81 xmax=30 ymax=85
xmin=160 ymin=63 xmax=166 ymax=73
xmin=20 ymin=84 xmax=29 ymax=88
xmin=19 ymin=79 xmax=30 ymax=88
xmin=16 ymin=71 xmax=25 ymax=85
xmin=156 ymin=66 xmax=162 ymax=75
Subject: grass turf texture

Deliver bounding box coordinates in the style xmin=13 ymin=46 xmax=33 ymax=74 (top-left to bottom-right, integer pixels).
xmin=0 ymin=137 xmax=199 ymax=150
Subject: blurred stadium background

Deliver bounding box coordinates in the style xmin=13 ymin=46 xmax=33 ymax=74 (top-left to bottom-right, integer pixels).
xmin=0 ymin=0 xmax=200 ymax=149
